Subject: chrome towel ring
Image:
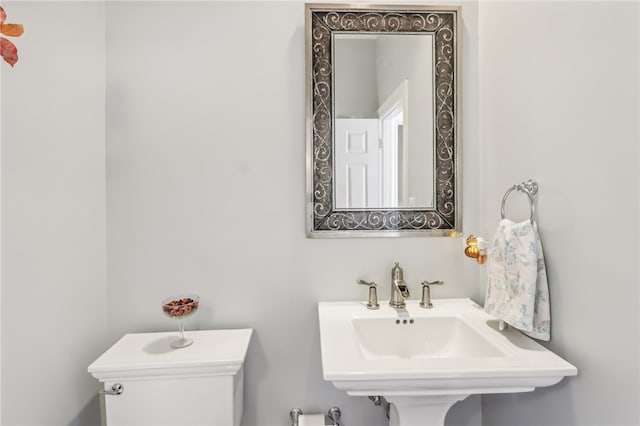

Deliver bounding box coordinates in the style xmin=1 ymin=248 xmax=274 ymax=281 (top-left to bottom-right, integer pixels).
xmin=500 ymin=179 xmax=538 ymax=223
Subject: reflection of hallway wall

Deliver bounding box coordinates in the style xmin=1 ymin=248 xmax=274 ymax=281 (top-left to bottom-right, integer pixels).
xmin=334 ymin=37 xmax=379 ymax=118
xmin=376 ymin=35 xmax=434 ymax=207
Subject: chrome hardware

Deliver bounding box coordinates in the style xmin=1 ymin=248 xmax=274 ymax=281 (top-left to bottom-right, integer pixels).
xmin=99 ymin=383 xmax=124 ymax=396
xmin=368 ymin=395 xmax=382 ymax=405
xmin=390 ymin=262 xmax=410 ymax=308
xmin=289 ymin=408 xmax=303 ymax=426
xmin=501 ymin=179 xmax=538 ymax=223
xmin=327 ymin=406 xmax=341 ymax=425
xmin=368 ymin=396 xmax=391 ymax=420
xmin=357 ymin=280 xmax=379 ymax=310
xmin=498 ymin=320 xmax=508 ymax=331
xmin=420 ymin=280 xmax=444 ymax=308
xmin=289 ymin=407 xmax=341 ymax=426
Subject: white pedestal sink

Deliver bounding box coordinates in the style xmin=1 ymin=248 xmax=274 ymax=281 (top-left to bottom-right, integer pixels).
xmin=318 ymin=299 xmax=577 ymax=426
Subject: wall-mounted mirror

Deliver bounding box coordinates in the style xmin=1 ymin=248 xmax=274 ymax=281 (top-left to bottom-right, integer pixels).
xmin=306 ymin=4 xmax=460 ymax=237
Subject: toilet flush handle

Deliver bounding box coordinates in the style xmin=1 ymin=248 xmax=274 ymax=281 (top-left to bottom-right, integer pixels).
xmin=99 ymin=383 xmax=124 ymax=396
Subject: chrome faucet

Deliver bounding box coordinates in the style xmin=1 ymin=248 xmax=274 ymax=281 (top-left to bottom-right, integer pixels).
xmin=389 ymin=262 xmax=410 ymax=308
xmin=357 ymin=279 xmax=379 ymax=310
xmin=420 ymin=280 xmax=444 ymax=308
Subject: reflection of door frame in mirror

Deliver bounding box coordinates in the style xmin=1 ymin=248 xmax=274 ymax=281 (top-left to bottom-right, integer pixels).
xmin=306 ymin=4 xmax=461 ymax=237
xmin=377 ymin=80 xmax=409 ymax=208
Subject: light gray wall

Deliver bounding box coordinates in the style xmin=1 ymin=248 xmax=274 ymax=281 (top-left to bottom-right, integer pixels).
xmin=10 ymin=1 xmax=637 ymax=426
xmin=4 ymin=1 xmax=637 ymax=425
xmin=21 ymin=1 xmax=638 ymax=425
xmin=105 ymin=2 xmax=480 ymax=426
xmin=477 ymin=1 xmax=639 ymax=425
xmin=1 ymin=2 xmax=107 ymax=425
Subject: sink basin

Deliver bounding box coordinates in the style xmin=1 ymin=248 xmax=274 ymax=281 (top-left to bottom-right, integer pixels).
xmin=318 ymin=299 xmax=577 ymax=426
xmin=352 ymin=315 xmax=503 ymax=360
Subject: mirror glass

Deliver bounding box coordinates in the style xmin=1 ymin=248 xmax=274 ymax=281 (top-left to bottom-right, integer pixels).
xmin=306 ymin=5 xmax=460 ymax=237
xmin=334 ymin=33 xmax=434 ymax=209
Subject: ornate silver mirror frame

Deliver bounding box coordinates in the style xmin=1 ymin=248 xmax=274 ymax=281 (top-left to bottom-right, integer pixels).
xmin=305 ymin=4 xmax=461 ymax=237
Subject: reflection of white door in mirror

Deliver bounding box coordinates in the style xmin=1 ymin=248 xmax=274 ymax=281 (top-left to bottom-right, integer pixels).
xmin=335 ymin=119 xmax=380 ymax=209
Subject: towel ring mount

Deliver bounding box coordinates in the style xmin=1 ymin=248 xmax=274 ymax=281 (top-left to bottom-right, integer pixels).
xmin=500 ymin=179 xmax=538 ymax=223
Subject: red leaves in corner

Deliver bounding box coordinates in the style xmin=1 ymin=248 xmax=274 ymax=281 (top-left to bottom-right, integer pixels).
xmin=0 ymin=6 xmax=24 ymax=67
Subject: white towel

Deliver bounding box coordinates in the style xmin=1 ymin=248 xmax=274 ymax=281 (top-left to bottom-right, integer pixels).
xmin=484 ymin=218 xmax=551 ymax=341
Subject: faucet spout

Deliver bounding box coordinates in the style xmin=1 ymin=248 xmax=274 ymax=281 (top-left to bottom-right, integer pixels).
xmin=394 ymin=280 xmax=410 ymax=298
xmin=389 ymin=262 xmax=410 ymax=308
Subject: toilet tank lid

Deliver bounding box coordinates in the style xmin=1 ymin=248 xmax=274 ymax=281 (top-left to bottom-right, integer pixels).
xmin=88 ymin=328 xmax=253 ymax=381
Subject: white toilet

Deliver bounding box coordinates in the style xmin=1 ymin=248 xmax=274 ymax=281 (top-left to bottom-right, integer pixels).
xmin=88 ymin=329 xmax=252 ymax=426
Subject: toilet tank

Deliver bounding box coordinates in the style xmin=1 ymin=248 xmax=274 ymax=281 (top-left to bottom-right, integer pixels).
xmin=88 ymin=329 xmax=252 ymax=426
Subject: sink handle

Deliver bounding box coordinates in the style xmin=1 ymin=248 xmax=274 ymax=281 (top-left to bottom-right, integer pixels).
xmin=420 ymin=280 xmax=444 ymax=309
xmin=357 ymin=280 xmax=380 ymax=310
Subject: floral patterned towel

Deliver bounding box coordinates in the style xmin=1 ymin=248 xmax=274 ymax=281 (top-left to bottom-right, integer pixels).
xmin=484 ymin=219 xmax=550 ymax=341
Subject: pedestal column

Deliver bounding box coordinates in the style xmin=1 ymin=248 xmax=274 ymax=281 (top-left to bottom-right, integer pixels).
xmin=386 ymin=394 xmax=470 ymax=426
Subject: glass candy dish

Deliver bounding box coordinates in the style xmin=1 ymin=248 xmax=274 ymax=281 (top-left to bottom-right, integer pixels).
xmin=162 ymin=295 xmax=200 ymax=348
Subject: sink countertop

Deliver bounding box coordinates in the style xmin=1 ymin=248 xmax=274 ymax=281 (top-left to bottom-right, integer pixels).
xmin=318 ymin=298 xmax=577 ymax=393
